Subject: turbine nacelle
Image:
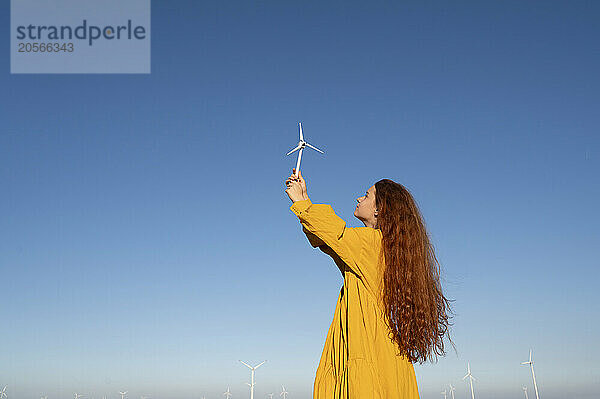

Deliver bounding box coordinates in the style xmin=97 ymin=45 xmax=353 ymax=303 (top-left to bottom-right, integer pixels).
xmin=286 ymin=140 xmax=323 ymax=156
xmin=521 ymin=349 xmax=534 ymax=365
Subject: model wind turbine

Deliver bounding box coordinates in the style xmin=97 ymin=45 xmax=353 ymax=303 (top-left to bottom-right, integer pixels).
xmin=223 ymin=386 xmax=232 ymax=399
xmin=286 ymin=122 xmax=324 ymax=178
xmin=441 ymin=388 xmax=447 ymax=399
xmin=448 ymin=384 xmax=456 ymax=399
xmin=0 ymin=386 xmax=6 ymax=399
xmin=119 ymin=391 xmax=128 ymax=399
xmin=280 ymin=385 xmax=288 ymax=399
xmin=462 ymin=362 xmax=477 ymax=399
xmin=521 ymin=349 xmax=540 ymax=399
xmin=239 ymin=360 xmax=266 ymax=399
xmin=522 ymin=386 xmax=529 ymax=399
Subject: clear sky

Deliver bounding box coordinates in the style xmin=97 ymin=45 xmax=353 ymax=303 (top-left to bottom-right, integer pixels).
xmin=1 ymin=1 xmax=599 ymax=399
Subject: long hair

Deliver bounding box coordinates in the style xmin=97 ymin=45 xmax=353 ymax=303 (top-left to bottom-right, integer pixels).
xmin=374 ymin=179 xmax=456 ymax=364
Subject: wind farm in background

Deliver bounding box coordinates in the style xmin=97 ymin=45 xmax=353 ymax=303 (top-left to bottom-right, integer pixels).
xmin=0 ymin=349 xmax=542 ymax=399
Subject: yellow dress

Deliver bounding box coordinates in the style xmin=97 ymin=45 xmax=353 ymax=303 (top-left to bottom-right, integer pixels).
xmin=290 ymin=199 xmax=421 ymax=399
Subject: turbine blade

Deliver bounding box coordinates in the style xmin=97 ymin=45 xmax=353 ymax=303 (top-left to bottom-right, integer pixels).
xmin=255 ymin=360 xmax=266 ymax=368
xmin=286 ymin=145 xmax=301 ymax=156
xmin=529 ymin=349 xmax=533 ymax=362
xmin=298 ymin=122 xmax=303 ymax=141
xmin=239 ymin=360 xmax=252 ymax=369
xmin=305 ymin=142 xmax=324 ymax=153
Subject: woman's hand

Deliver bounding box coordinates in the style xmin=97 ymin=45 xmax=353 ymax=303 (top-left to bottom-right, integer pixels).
xmin=285 ymin=168 xmax=309 ymax=203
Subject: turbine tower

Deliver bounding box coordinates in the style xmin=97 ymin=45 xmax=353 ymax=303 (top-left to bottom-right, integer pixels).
xmin=119 ymin=391 xmax=128 ymax=399
xmin=286 ymin=122 xmax=324 ymax=178
xmin=462 ymin=362 xmax=477 ymax=399
xmin=521 ymin=349 xmax=540 ymax=399
xmin=441 ymin=389 xmax=447 ymax=399
xmin=280 ymin=385 xmax=288 ymax=399
xmin=239 ymin=360 xmax=266 ymax=399
xmin=448 ymin=384 xmax=456 ymax=399
xmin=223 ymin=386 xmax=232 ymax=399
xmin=522 ymin=386 xmax=529 ymax=399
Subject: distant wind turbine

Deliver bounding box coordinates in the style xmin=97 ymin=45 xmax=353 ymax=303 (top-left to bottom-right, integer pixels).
xmin=41 ymin=396 xmax=48 ymax=399
xmin=239 ymin=360 xmax=266 ymax=399
xmin=223 ymin=386 xmax=232 ymax=399
xmin=0 ymin=386 xmax=6 ymax=399
xmin=286 ymin=122 xmax=324 ymax=178
xmin=280 ymin=385 xmax=288 ymax=399
xmin=522 ymin=386 xmax=529 ymax=399
xmin=448 ymin=384 xmax=456 ymax=399
xmin=119 ymin=391 xmax=128 ymax=399
xmin=441 ymin=388 xmax=447 ymax=399
xmin=462 ymin=362 xmax=477 ymax=399
xmin=521 ymin=349 xmax=540 ymax=399
xmin=267 ymin=394 xmax=274 ymax=399
xmin=74 ymin=394 xmax=84 ymax=399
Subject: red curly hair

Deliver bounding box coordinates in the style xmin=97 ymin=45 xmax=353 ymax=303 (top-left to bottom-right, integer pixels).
xmin=374 ymin=179 xmax=457 ymax=364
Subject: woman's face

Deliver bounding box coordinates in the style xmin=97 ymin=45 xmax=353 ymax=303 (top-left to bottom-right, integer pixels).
xmin=354 ymin=184 xmax=378 ymax=228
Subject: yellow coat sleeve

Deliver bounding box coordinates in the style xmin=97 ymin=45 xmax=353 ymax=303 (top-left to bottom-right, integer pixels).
xmin=290 ymin=198 xmax=374 ymax=281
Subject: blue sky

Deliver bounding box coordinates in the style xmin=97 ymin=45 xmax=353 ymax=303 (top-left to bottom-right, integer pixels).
xmin=1 ymin=1 xmax=599 ymax=398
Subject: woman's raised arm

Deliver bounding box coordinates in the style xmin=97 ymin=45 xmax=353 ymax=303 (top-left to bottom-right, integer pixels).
xmin=290 ymin=198 xmax=375 ymax=280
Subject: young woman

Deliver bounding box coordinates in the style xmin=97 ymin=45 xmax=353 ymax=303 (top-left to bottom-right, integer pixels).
xmin=285 ymin=168 xmax=455 ymax=399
